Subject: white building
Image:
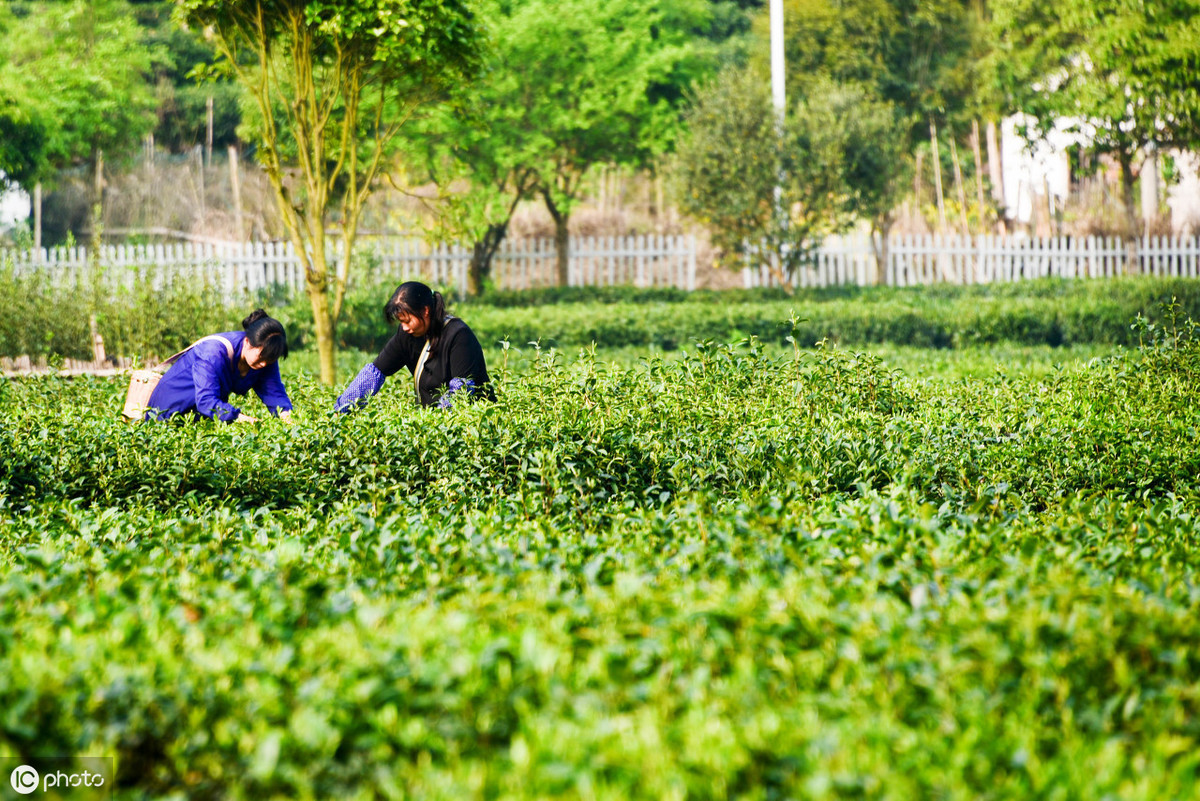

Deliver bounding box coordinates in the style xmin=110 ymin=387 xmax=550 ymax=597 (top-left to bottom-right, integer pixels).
xmin=0 ymin=181 xmax=30 ymax=231
xmin=1000 ymin=115 xmax=1200 ymax=234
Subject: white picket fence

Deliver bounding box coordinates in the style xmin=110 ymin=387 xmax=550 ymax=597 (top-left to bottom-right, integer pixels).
xmin=742 ymin=233 xmax=1200 ymax=288
xmin=5 ymin=233 xmax=1200 ymax=296
xmin=0 ymin=235 xmax=699 ymax=296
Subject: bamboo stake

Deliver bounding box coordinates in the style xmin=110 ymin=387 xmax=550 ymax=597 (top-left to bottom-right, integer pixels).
xmin=972 ymin=120 xmax=986 ymax=224
xmin=949 ymin=131 xmax=971 ymax=235
xmin=929 ymin=118 xmax=948 ymax=234
xmin=230 ymin=146 xmax=245 ymax=242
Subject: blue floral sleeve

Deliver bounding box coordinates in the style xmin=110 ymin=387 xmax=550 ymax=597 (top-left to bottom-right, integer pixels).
xmin=438 ymin=377 xmax=477 ymax=408
xmin=335 ymin=363 xmax=386 ymax=413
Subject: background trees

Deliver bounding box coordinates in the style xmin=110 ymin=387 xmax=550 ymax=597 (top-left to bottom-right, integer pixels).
xmin=674 ymin=70 xmax=852 ymax=284
xmin=991 ymin=0 xmax=1200 ymax=231
xmin=0 ymin=0 xmax=163 ymax=245
xmin=176 ymin=0 xmax=485 ymax=384
xmin=0 ymin=5 xmax=45 ymax=191
xmin=2 ymin=0 xmax=162 ymax=182
xmin=402 ymin=0 xmax=714 ymax=291
xmin=0 ymin=0 xmax=1197 ymax=288
xmin=674 ymin=0 xmax=982 ymax=282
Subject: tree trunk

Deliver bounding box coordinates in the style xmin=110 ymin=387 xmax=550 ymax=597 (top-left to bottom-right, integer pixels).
xmin=91 ymin=150 xmax=104 ymax=258
xmin=33 ymin=182 xmax=42 ymax=255
xmin=986 ymin=120 xmax=1005 ymax=207
xmin=195 ymin=145 xmax=206 ymax=220
xmin=307 ymin=280 xmax=337 ymax=385
xmin=1118 ymin=150 xmax=1138 ymax=237
xmin=1140 ymin=152 xmax=1159 ymax=236
xmin=553 ymin=214 xmax=570 ymax=287
xmin=229 ymin=146 xmax=244 ymax=242
xmin=468 ymin=222 xmax=509 ymax=297
xmin=206 ymin=95 xmax=214 ymax=167
xmin=543 ymin=191 xmax=571 ymax=286
xmin=971 ymin=120 xmax=987 ymax=223
xmin=949 ymin=132 xmax=970 ymax=236
xmin=871 ymin=214 xmax=894 ymax=286
xmin=305 ymin=203 xmax=338 ymax=384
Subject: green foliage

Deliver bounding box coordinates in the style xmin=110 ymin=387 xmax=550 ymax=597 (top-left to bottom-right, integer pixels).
xmin=12 ymin=273 xmax=1200 ymax=360
xmin=0 ymin=0 xmax=164 ymax=182
xmin=0 ymin=94 xmax=46 ymax=190
xmin=674 ymin=69 xmax=860 ymax=279
xmin=733 ymin=0 xmax=985 ymax=249
xmin=175 ymin=0 xmax=487 ymax=383
xmin=4 ymin=300 xmax=1200 ymax=797
xmin=461 ymin=279 xmax=1200 ymax=352
xmin=989 ymin=0 xmax=1200 ymax=218
xmin=500 ymin=0 xmax=711 ymax=194
xmin=0 ymin=261 xmax=242 ymax=360
xmin=402 ymin=0 xmax=715 ymax=288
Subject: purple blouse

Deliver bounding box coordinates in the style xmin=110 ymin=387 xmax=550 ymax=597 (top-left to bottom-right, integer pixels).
xmin=145 ymin=331 xmax=292 ymax=422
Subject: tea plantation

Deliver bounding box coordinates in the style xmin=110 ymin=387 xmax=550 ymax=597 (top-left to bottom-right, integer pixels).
xmin=2 ymin=285 xmax=1200 ymax=799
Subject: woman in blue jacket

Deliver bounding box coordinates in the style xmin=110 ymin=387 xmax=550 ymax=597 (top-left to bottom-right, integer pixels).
xmin=146 ymin=309 xmax=293 ymax=423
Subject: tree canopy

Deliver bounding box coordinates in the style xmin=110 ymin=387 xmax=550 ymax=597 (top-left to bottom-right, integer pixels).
xmin=176 ymin=0 xmax=485 ymax=383
xmin=674 ymin=69 xmax=864 ymax=285
xmin=991 ymin=0 xmax=1200 ymax=225
xmin=496 ymin=0 xmax=710 ymax=284
xmin=0 ymin=0 xmax=163 ymax=186
xmin=1 ymin=0 xmax=1198 ymax=257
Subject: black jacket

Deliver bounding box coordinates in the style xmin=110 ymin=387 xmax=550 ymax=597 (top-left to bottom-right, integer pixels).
xmin=372 ymin=317 xmax=493 ymax=406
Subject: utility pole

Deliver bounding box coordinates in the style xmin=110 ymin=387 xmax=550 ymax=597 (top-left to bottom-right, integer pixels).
xmin=770 ymin=0 xmax=785 ymax=119
xmin=770 ymin=0 xmax=786 ymax=282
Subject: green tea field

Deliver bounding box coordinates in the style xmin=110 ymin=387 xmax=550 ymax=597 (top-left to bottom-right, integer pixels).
xmin=3 ymin=282 xmax=1200 ymax=799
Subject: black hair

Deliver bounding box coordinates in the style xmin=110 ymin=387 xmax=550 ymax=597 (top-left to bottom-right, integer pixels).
xmin=242 ymin=309 xmax=289 ymax=362
xmin=383 ymin=281 xmax=447 ymax=345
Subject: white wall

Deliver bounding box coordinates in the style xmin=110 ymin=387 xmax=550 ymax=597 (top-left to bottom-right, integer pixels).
xmin=0 ymin=182 xmax=30 ymax=229
xmin=1000 ymin=115 xmax=1079 ymax=224
xmin=1168 ymin=151 xmax=1200 ymax=233
xmin=1000 ymin=117 xmax=1200 ymax=233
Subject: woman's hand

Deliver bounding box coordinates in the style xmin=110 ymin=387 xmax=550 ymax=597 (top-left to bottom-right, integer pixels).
xmin=235 ymin=413 xmax=259 ymax=424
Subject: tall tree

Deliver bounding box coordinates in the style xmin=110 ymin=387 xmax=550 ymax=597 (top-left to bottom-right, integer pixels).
xmin=0 ymin=5 xmax=46 ymax=191
xmin=176 ymin=0 xmax=484 ymax=384
xmin=0 ymin=97 xmax=45 ymax=191
xmin=673 ymin=69 xmax=855 ymax=285
xmin=759 ymin=0 xmax=978 ymax=140
xmin=129 ymin=0 xmax=244 ymax=153
xmin=744 ymin=0 xmax=981 ymax=245
xmin=838 ymin=86 xmax=912 ymax=282
xmin=406 ymin=0 xmax=718 ymax=294
xmin=392 ymin=5 xmax=543 ymax=298
xmin=483 ymin=0 xmax=710 ymax=286
xmin=991 ymin=0 xmax=1200 ymax=231
xmin=0 ymin=0 xmax=163 ymax=208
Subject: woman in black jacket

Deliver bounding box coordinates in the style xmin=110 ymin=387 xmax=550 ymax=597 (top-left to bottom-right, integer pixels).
xmin=335 ymin=281 xmax=493 ymax=411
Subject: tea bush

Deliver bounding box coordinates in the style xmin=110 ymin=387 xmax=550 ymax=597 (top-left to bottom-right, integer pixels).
xmin=3 ymin=304 xmax=1200 ymax=799
xmin=0 ymin=260 xmax=237 ymax=361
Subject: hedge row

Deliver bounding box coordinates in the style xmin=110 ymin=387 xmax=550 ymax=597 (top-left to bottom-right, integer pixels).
xmin=5 ymin=257 xmax=1200 ymax=359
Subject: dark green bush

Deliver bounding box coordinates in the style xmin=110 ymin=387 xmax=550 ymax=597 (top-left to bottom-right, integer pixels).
xmin=9 ymin=257 xmax=1200 ymax=360
xmin=0 ymin=261 xmax=243 ymax=361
